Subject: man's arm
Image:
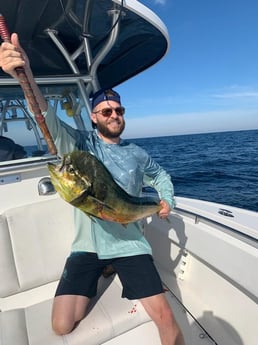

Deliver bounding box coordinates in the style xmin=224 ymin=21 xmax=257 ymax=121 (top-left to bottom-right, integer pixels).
xmin=143 ymin=155 xmax=176 ymax=219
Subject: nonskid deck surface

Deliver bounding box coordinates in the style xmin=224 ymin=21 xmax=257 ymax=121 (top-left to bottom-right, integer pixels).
xmin=165 ymin=288 xmax=217 ymax=345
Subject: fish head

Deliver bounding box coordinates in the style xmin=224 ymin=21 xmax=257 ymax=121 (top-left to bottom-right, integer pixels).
xmin=48 ymin=152 xmax=92 ymax=203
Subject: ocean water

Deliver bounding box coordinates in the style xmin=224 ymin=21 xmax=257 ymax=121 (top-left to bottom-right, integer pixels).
xmin=25 ymin=129 xmax=258 ymax=213
xmin=129 ymin=129 xmax=258 ymax=213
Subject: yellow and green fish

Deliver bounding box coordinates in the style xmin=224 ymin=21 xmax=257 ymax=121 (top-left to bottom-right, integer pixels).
xmin=48 ymin=151 xmax=161 ymax=224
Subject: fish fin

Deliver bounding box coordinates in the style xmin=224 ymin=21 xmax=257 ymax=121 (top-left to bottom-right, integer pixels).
xmin=70 ymin=189 xmax=89 ymax=207
xmin=88 ymin=196 xmax=116 ymax=211
xmin=84 ymin=214 xmax=96 ymax=222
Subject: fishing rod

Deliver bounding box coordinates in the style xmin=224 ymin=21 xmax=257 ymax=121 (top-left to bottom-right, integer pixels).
xmin=0 ymin=14 xmax=57 ymax=155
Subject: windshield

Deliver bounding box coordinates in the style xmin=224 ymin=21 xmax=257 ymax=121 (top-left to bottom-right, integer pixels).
xmin=0 ymin=87 xmax=92 ymax=163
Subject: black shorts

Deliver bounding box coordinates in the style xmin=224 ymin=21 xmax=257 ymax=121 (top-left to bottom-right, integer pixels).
xmin=55 ymin=252 xmax=164 ymax=300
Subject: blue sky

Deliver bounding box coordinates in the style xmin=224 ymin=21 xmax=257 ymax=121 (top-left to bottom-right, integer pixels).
xmin=118 ymin=0 xmax=258 ymax=138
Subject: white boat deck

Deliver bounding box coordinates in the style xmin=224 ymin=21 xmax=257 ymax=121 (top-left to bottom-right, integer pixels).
xmin=1 ymin=178 xmax=257 ymax=344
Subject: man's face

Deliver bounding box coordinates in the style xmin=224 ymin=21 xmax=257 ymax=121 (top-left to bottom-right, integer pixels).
xmin=91 ymin=100 xmax=125 ymax=139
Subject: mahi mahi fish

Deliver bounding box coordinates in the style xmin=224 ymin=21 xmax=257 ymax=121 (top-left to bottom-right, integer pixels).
xmin=48 ymin=151 xmax=161 ymax=224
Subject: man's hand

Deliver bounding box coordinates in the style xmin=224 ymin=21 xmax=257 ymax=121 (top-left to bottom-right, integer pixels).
xmin=0 ymin=33 xmax=28 ymax=79
xmin=158 ymin=200 xmax=171 ymax=219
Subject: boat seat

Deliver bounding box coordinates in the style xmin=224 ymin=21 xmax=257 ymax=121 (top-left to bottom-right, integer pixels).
xmin=0 ymin=199 xmax=151 ymax=345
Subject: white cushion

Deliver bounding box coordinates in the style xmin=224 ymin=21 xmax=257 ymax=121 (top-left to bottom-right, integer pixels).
xmin=4 ymin=199 xmax=74 ymax=293
xmin=0 ymin=276 xmax=151 ymax=345
xmin=0 ymin=308 xmax=28 ymax=345
xmin=0 ymin=215 xmax=19 ymax=297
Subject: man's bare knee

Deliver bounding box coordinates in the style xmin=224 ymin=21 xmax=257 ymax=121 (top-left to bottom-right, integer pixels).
xmin=51 ymin=294 xmax=89 ymax=335
xmin=52 ymin=317 xmax=76 ymax=336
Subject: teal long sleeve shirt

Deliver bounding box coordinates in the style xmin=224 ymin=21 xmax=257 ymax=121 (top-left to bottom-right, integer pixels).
xmin=45 ymin=106 xmax=175 ymax=259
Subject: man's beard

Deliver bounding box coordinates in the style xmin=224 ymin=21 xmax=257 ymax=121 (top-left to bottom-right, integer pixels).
xmin=97 ymin=119 xmax=125 ymax=139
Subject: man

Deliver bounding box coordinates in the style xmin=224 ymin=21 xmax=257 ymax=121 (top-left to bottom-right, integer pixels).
xmin=0 ymin=135 xmax=27 ymax=161
xmin=0 ymin=33 xmax=185 ymax=345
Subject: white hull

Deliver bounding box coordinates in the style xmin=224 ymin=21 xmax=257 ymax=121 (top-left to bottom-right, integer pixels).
xmin=1 ymin=159 xmax=257 ymax=345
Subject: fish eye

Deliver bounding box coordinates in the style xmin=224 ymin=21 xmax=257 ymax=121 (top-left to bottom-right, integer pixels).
xmin=67 ymin=166 xmax=75 ymax=174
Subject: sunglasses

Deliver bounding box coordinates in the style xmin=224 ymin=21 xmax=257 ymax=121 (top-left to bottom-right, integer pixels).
xmin=92 ymin=106 xmax=125 ymax=117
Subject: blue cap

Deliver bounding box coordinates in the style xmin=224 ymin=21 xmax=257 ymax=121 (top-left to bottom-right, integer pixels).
xmin=91 ymin=89 xmax=121 ymax=109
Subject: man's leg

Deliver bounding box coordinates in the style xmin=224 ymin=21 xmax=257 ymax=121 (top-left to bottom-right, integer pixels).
xmin=52 ymin=294 xmax=90 ymax=335
xmin=140 ymin=293 xmax=185 ymax=345
xmin=113 ymin=254 xmax=185 ymax=344
xmin=51 ymin=252 xmax=106 ymax=335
